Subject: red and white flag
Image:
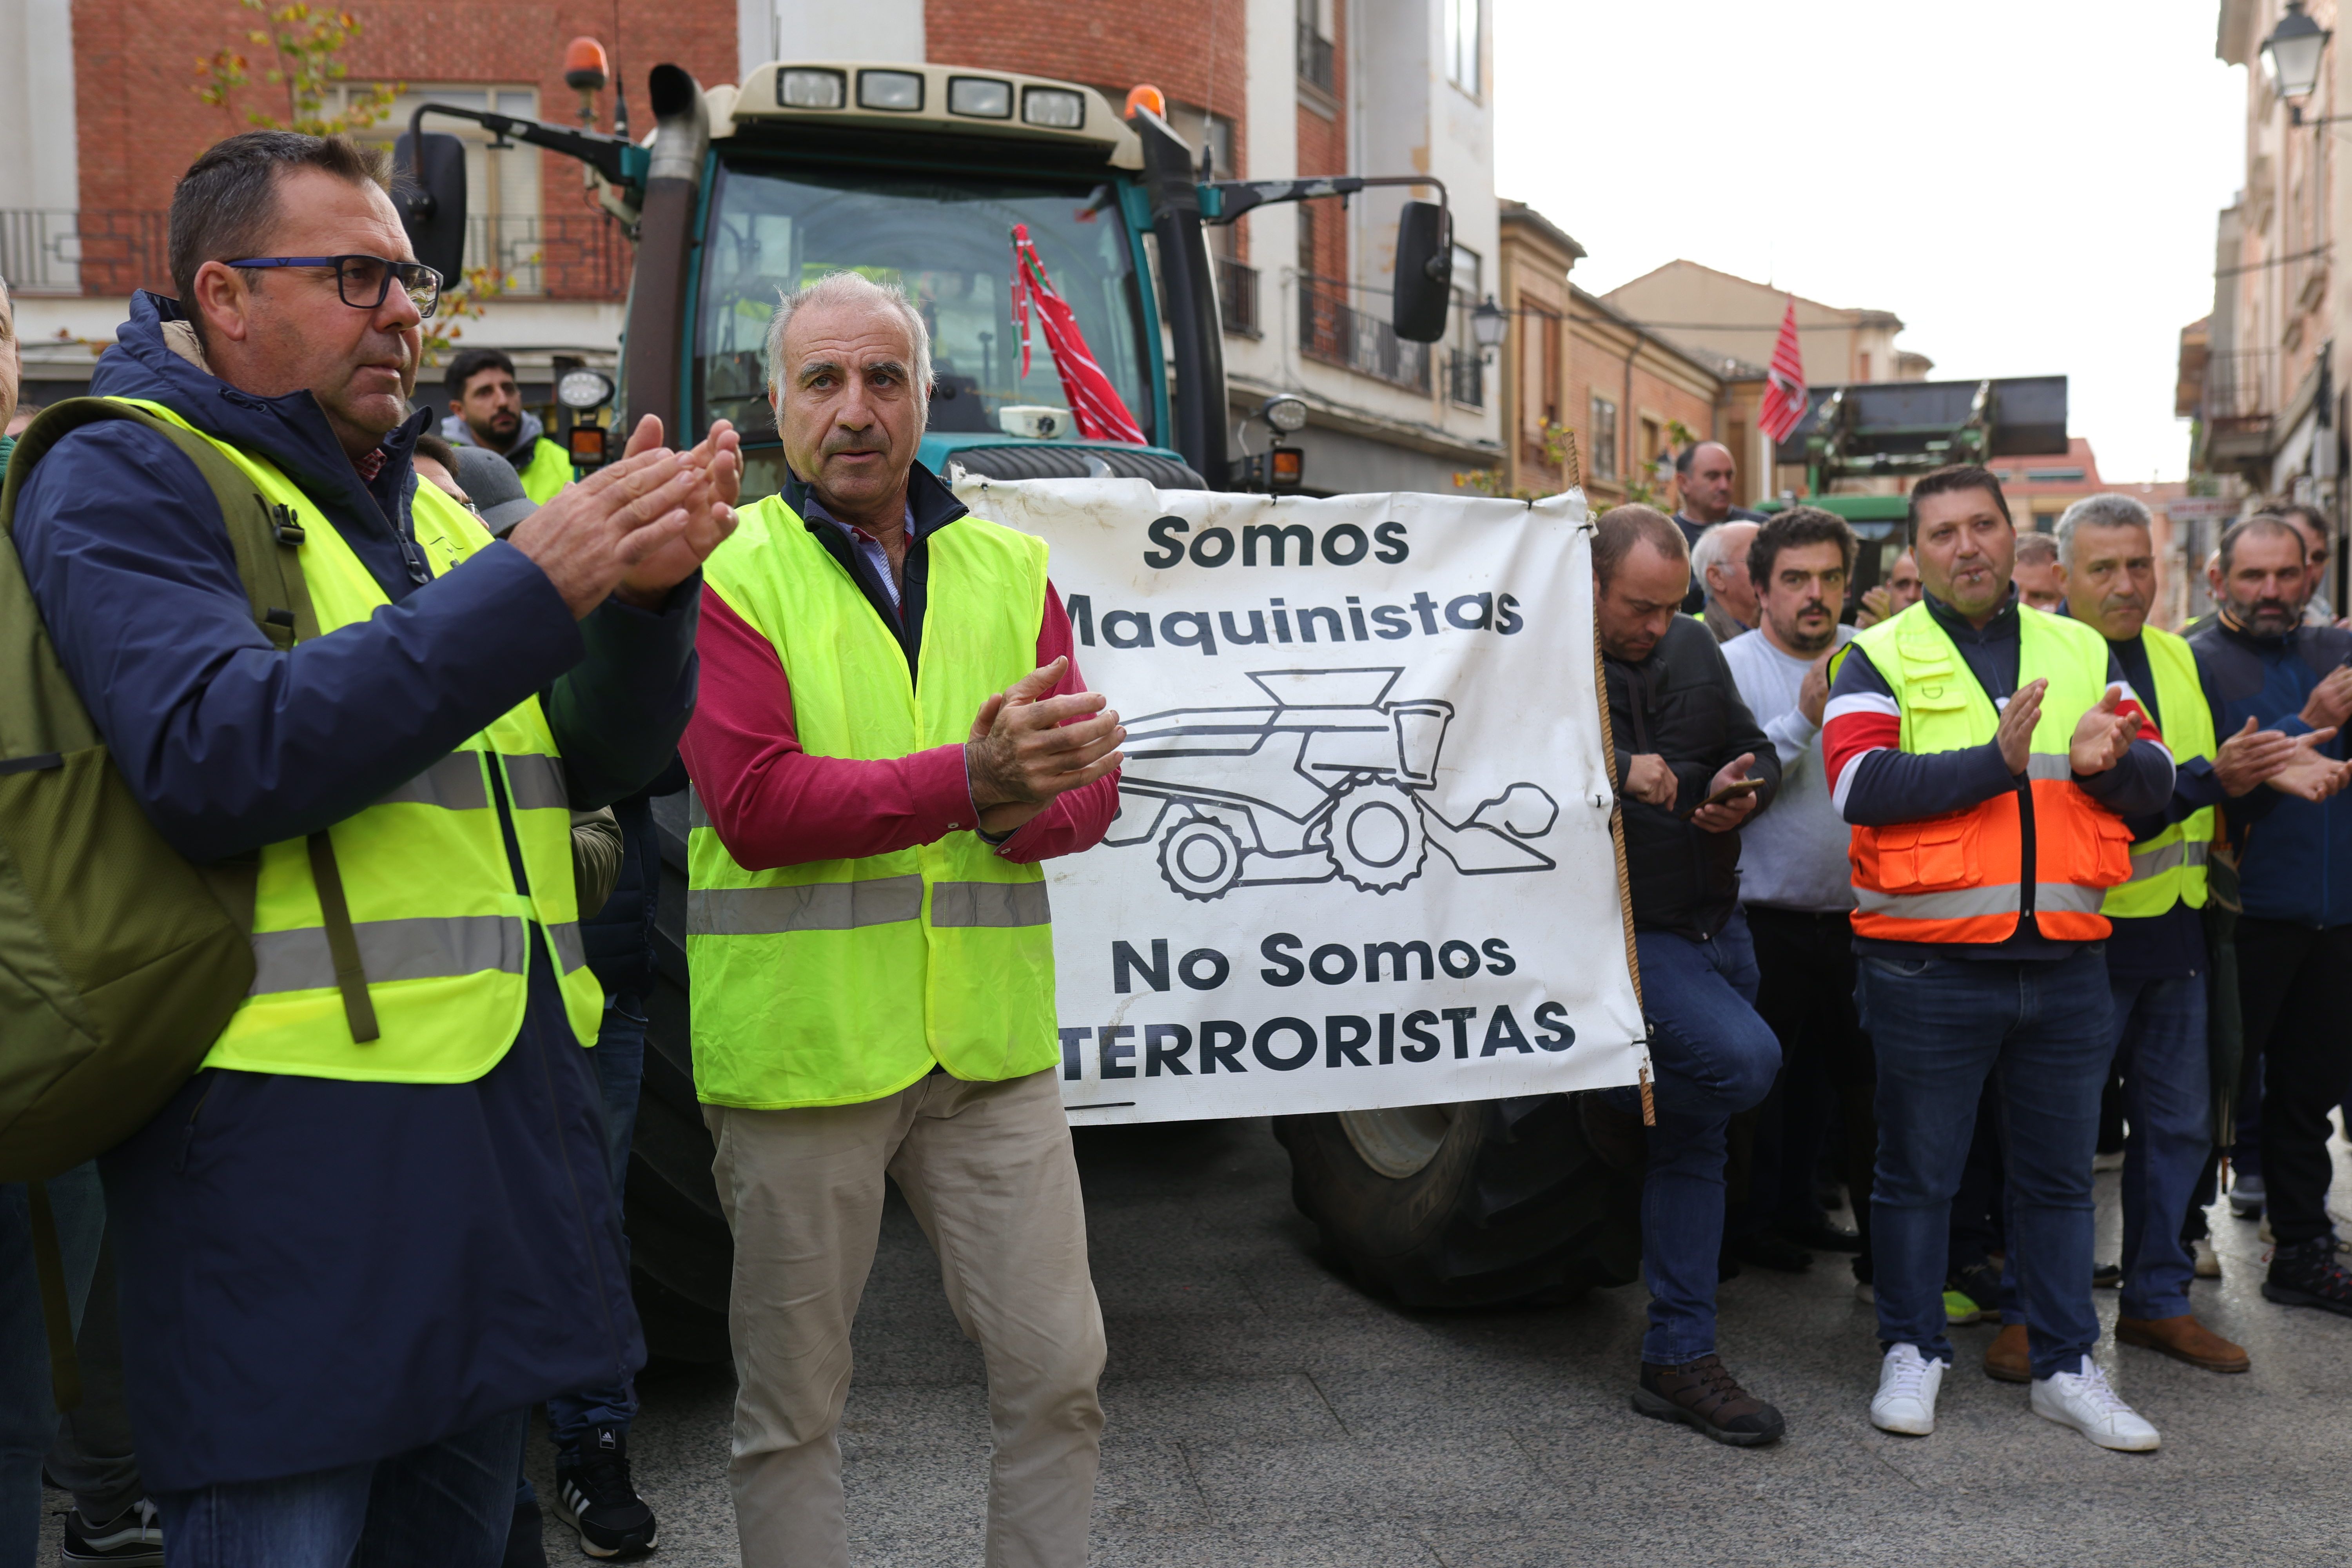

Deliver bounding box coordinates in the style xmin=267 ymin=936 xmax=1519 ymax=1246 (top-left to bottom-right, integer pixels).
xmin=1010 ymin=224 xmax=1147 ymax=446
xmin=1757 ymin=296 xmax=1808 ymax=443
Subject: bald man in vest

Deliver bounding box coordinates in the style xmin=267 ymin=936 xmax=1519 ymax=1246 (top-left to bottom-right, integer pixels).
xmin=681 ymin=271 xmax=1123 ymax=1568
xmin=1821 ymin=465 xmax=2176 ymax=1450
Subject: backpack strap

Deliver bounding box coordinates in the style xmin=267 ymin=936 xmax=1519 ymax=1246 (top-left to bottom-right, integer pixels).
xmin=1 ymin=398 xmax=373 ymax=1042
xmin=0 ymin=398 xmax=320 ymax=649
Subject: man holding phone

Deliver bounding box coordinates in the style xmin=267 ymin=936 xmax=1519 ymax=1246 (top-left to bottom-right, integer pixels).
xmin=1593 ymin=505 xmax=1787 ymax=1447
xmin=1823 ymin=466 xmax=2174 ymax=1451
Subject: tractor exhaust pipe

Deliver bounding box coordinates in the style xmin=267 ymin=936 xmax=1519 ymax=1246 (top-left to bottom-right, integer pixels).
xmin=622 ymin=64 xmax=711 ymax=441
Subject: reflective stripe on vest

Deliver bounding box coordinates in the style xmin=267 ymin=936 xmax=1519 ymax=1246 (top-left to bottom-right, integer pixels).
xmin=2122 ymin=838 xmax=2209 ymax=882
xmin=517 ymin=437 xmax=574 ymax=504
xmin=113 ymin=399 xmax=606 ymax=1082
xmin=688 ymin=495 xmax=1060 ymax=1110
xmin=1846 ymin=601 xmax=2135 ymax=945
xmin=2100 ymin=626 xmax=2216 ymax=918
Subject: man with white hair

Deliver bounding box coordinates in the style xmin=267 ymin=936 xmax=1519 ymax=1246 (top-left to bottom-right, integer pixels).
xmin=681 ymin=270 xmax=1125 ymax=1568
xmin=1693 ymin=519 xmax=1760 ymax=643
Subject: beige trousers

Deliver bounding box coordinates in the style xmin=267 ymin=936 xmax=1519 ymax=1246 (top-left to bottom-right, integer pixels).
xmin=706 ymin=1068 xmax=1105 ymax=1568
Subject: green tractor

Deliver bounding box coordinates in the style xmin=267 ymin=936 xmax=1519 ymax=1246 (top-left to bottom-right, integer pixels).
xmin=396 ymin=57 xmax=1644 ymax=1357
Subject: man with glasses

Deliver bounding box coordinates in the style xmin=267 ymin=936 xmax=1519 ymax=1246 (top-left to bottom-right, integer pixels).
xmin=8 ymin=130 xmax=738 ymax=1566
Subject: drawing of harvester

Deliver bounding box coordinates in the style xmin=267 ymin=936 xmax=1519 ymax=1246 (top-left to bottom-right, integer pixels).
xmin=1104 ymin=667 xmax=1561 ymax=901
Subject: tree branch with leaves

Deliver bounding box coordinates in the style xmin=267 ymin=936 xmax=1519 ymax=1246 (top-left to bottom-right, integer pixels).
xmin=194 ymin=1 xmax=399 ymax=134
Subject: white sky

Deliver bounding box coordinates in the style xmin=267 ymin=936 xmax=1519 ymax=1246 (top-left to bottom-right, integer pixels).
xmin=1493 ymin=0 xmax=2247 ymax=485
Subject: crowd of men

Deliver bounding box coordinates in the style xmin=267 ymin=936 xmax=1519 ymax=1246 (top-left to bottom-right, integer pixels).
xmin=5 ymin=124 xmax=2352 ymax=1568
xmin=1599 ymin=458 xmax=2352 ymax=1452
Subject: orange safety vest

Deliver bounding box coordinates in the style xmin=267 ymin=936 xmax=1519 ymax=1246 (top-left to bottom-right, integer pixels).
xmin=1844 ymin=602 xmax=2137 ymax=945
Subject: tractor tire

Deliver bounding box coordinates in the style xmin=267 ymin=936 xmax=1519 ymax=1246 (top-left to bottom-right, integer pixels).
xmin=625 ymin=789 xmax=735 ymax=1364
xmin=1272 ymin=1094 xmax=1643 ymax=1307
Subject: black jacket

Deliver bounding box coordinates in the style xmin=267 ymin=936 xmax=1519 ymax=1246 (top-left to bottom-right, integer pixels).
xmin=1604 ymin=615 xmax=1781 ymax=939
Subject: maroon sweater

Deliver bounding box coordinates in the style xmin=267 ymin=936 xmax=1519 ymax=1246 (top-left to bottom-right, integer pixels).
xmin=682 ymin=581 xmax=1120 ymax=869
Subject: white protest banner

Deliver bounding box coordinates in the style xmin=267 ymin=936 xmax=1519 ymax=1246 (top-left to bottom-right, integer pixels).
xmin=954 ymin=476 xmax=1648 ymax=1125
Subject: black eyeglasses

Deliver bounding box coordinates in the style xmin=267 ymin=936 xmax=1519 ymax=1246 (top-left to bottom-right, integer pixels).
xmin=225 ymin=255 xmax=442 ymax=318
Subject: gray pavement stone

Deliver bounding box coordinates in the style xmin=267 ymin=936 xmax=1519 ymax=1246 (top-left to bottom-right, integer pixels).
xmin=36 ymin=1115 xmax=2352 ymax=1566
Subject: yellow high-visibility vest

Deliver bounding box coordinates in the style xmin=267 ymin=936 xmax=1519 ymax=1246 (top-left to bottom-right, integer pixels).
xmin=2101 ymin=626 xmax=2214 ymax=917
xmin=517 ymin=436 xmax=574 ymax=504
xmin=118 ymin=398 xmax=604 ymax=1080
xmin=1846 ymin=601 xmax=2135 ymax=945
xmin=688 ymin=494 xmax=1059 ymax=1109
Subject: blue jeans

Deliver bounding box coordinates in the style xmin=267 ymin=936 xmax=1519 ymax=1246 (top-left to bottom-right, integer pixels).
xmin=1 ymin=1166 xmax=107 ymax=1568
xmin=1633 ymin=911 xmax=1782 ymax=1365
xmin=1861 ymin=947 xmax=2111 ymax=1380
xmin=156 ymin=1409 xmax=525 ymax=1568
xmin=541 ymin=998 xmax=646 ymax=1463
xmin=2107 ymin=972 xmax=2210 ymax=1321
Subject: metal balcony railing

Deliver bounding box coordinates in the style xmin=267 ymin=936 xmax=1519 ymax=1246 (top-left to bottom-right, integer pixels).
xmin=2199 ymin=347 xmax=2276 ymax=427
xmin=1446 ymin=349 xmax=1483 ymax=409
xmin=1218 ymin=258 xmax=1260 ymax=338
xmin=0 ymin=209 xmax=168 ymax=296
xmin=1298 ymin=25 xmax=1336 ymax=92
xmin=0 ymin=209 xmax=630 ymax=300
xmin=1298 ymin=275 xmax=1429 ymax=392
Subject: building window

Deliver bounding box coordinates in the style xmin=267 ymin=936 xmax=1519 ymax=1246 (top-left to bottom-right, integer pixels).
xmin=1640 ymin=416 xmax=1662 ymax=473
xmin=1538 ymin=311 xmax=1562 ymax=426
xmin=1298 ymin=0 xmax=1336 ymax=92
xmin=1858 ymin=352 xmax=1872 ymax=382
xmin=1590 ymin=394 xmax=1619 ymax=481
xmin=1297 ymin=203 xmax=1318 ymax=280
xmin=1444 ymin=0 xmax=1481 ymax=94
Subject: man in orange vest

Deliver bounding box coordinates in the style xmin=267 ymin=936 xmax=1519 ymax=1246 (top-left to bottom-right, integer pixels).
xmin=1820 ymin=465 xmax=2175 ymax=1450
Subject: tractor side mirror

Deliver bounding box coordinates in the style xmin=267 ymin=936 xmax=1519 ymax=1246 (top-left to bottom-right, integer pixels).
xmin=1390 ymin=199 xmax=1452 ymax=343
xmin=393 ymin=129 xmax=468 ymax=292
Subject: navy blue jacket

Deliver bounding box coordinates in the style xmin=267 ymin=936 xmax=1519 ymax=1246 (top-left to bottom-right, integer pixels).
xmin=2190 ymin=616 xmax=2352 ymax=928
xmin=13 ymin=294 xmax=696 ymax=1489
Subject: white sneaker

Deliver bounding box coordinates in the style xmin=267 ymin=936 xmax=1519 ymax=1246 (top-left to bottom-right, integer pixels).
xmin=2190 ymin=1236 xmax=2221 ymax=1279
xmin=2030 ymin=1356 xmax=2159 ymax=1451
xmin=1870 ymin=1342 xmax=1944 ymax=1436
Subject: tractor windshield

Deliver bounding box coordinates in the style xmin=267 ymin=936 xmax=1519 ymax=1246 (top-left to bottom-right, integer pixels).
xmin=695 ymin=156 xmax=1154 ymax=494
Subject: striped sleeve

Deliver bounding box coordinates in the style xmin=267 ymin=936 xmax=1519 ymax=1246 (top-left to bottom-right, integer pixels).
xmin=1823 ymin=640 xmax=2018 ymax=826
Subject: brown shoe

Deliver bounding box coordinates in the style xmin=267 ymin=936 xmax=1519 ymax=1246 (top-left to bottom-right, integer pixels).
xmin=2116 ymin=1313 xmax=2250 ymax=1373
xmin=1984 ymin=1322 xmax=2031 ymax=1383
xmin=1632 ymin=1355 xmax=1786 ymax=1446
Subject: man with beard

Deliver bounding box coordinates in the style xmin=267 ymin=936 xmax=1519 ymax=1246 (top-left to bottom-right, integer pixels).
xmin=2050 ymin=496 xmax=2341 ymax=1376
xmin=444 ymin=347 xmax=575 ymax=503
xmin=2190 ymin=515 xmax=2352 ymax=1317
xmin=1722 ymin=508 xmax=1877 ymax=1287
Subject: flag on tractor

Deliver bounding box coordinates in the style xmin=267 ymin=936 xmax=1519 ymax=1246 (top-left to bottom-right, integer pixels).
xmin=1757 ymin=296 xmax=1809 ymax=444
xmin=1010 ymin=223 xmax=1147 ymax=445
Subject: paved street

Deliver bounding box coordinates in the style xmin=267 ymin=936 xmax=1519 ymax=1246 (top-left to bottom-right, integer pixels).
xmin=42 ymin=1116 xmax=2350 ymax=1565
xmin=569 ymin=1116 xmax=2352 ymax=1567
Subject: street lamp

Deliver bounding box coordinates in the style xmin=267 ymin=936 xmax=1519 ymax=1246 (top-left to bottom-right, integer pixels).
xmin=1471 ymin=295 xmax=1508 ymax=359
xmin=2263 ymin=1 xmax=2330 ymax=120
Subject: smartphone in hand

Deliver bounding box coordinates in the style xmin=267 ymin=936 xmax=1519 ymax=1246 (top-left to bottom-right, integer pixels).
xmin=1699 ymin=777 xmax=1764 ymax=809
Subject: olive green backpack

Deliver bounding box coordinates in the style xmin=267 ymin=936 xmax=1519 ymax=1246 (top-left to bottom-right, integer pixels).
xmin=0 ymin=398 xmax=366 ymax=1404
